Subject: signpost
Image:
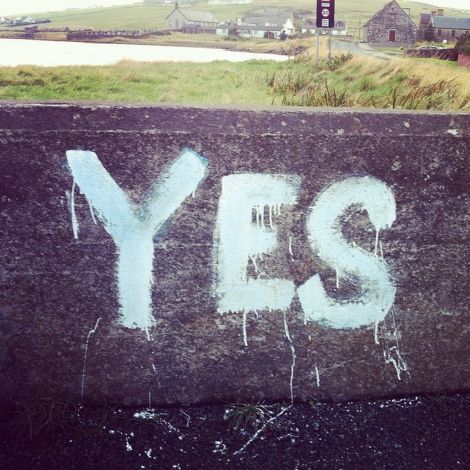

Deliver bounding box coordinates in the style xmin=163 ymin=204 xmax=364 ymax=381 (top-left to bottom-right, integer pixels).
xmin=316 ymin=0 xmax=335 ymax=63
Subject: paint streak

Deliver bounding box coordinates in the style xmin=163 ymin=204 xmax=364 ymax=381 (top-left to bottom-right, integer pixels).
xmin=214 ymin=174 xmax=300 ymax=314
xmin=315 ymin=364 xmax=320 ymax=387
xmin=374 ymin=319 xmax=380 ymax=345
xmin=242 ymin=310 xmax=248 ymax=347
xmin=288 ymin=236 xmax=294 ymax=261
xmin=283 ymin=310 xmax=296 ymax=404
xmin=66 ymin=148 xmax=208 ymax=331
xmin=298 ymin=176 xmax=396 ymax=329
xmin=383 ymin=306 xmax=409 ymax=380
xmin=81 ymin=317 xmax=101 ymax=404
xmin=70 ymin=181 xmax=79 ymax=239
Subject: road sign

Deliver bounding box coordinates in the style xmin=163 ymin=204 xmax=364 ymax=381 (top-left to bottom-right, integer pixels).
xmin=316 ymin=0 xmax=335 ymax=29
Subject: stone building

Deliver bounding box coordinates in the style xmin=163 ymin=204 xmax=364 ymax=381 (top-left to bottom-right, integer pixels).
xmin=362 ymin=0 xmax=417 ymax=46
xmin=418 ymin=9 xmax=470 ymax=42
xmin=165 ymin=2 xmax=218 ymax=31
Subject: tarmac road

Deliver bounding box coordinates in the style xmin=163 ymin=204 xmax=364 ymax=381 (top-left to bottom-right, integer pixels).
xmin=1 ymin=393 xmax=469 ymax=469
xmin=332 ymin=39 xmax=396 ymax=60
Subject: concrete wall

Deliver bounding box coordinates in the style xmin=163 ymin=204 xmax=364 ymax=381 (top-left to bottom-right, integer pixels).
xmin=0 ymin=104 xmax=469 ymax=407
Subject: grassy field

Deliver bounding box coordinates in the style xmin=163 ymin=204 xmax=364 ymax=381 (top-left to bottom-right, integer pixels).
xmin=0 ymin=50 xmax=468 ymax=110
xmin=10 ymin=0 xmax=470 ymax=36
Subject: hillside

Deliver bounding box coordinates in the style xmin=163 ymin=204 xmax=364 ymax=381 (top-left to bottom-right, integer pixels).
xmin=12 ymin=0 xmax=470 ymax=34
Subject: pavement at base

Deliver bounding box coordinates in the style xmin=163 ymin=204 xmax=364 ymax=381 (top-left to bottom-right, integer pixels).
xmin=1 ymin=393 xmax=469 ymax=469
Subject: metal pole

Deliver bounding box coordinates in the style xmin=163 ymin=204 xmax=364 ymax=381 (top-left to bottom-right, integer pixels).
xmin=328 ymin=28 xmax=332 ymax=61
xmin=316 ymin=32 xmax=320 ymax=65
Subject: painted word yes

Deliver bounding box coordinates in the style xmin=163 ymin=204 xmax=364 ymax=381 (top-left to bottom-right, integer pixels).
xmin=67 ymin=149 xmax=396 ymax=332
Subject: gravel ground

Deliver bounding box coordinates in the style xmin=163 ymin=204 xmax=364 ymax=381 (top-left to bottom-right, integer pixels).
xmin=1 ymin=393 xmax=469 ymax=469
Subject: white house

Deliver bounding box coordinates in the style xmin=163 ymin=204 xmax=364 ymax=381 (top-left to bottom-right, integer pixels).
xmin=237 ymin=9 xmax=295 ymax=39
xmin=216 ymin=21 xmax=238 ymax=36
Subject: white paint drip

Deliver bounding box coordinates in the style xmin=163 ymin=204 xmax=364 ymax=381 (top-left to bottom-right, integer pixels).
xmin=298 ymin=176 xmax=396 ymax=329
xmin=379 ymin=240 xmax=384 ymax=259
xmin=81 ymin=317 xmax=102 ymax=404
xmin=288 ymin=343 xmax=296 ymax=404
xmin=70 ymin=181 xmax=79 ymax=240
xmin=66 ymin=148 xmax=208 ymax=330
xmin=242 ymin=310 xmax=248 ymax=347
xmin=374 ymin=319 xmax=380 ymax=345
xmin=283 ymin=310 xmax=292 ymax=343
xmin=315 ymin=365 xmax=320 ymax=387
xmin=383 ymin=307 xmax=408 ymax=380
xmin=384 ymin=347 xmax=408 ymax=380
xmin=87 ymin=198 xmax=97 ymax=224
xmin=283 ymin=311 xmax=295 ymax=404
xmin=288 ymin=236 xmax=294 ymax=261
xmin=335 ymin=270 xmax=340 ymax=289
xmin=214 ymin=174 xmax=300 ymax=314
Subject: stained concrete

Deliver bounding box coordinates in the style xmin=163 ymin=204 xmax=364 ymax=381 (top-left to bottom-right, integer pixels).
xmin=0 ymin=103 xmax=469 ymax=406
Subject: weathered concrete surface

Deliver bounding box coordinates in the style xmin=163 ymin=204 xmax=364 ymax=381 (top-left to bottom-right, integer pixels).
xmin=0 ymin=103 xmax=469 ymax=406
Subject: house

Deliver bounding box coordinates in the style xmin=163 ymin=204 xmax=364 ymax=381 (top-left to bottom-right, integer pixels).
xmin=165 ymin=2 xmax=218 ymax=31
xmin=300 ymin=18 xmax=316 ymax=35
xmin=215 ymin=21 xmax=238 ymax=36
xmin=300 ymin=19 xmax=347 ymax=35
xmin=237 ymin=8 xmax=295 ymax=39
xmin=417 ymin=12 xmax=434 ymax=40
xmin=362 ymin=0 xmax=417 ymax=46
xmin=418 ymin=9 xmax=470 ymax=42
xmin=332 ymin=20 xmax=347 ymax=36
xmin=431 ymin=16 xmax=470 ymax=42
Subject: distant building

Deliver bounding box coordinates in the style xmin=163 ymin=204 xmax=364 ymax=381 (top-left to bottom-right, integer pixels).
xmin=418 ymin=9 xmax=470 ymax=42
xmin=165 ymin=2 xmax=218 ymax=31
xmin=215 ymin=21 xmax=238 ymax=36
xmin=237 ymin=8 xmax=295 ymax=39
xmin=362 ymin=0 xmax=416 ymax=45
xmin=332 ymin=20 xmax=347 ymax=35
xmin=299 ymin=19 xmax=347 ymax=36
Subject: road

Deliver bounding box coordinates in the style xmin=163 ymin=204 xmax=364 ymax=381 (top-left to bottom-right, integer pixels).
xmin=332 ymin=39 xmax=396 ymax=60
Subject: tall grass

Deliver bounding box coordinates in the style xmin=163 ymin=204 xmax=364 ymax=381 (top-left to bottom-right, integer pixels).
xmin=267 ymin=54 xmax=470 ymax=110
xmin=0 ymin=53 xmax=468 ymax=110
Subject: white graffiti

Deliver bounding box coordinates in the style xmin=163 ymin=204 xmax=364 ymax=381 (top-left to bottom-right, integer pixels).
xmin=297 ymin=176 xmax=396 ymax=329
xmin=213 ymin=174 xmax=396 ymax=330
xmin=214 ymin=174 xmax=300 ymax=314
xmin=66 ymin=148 xmax=397 ymax=333
xmin=66 ymin=148 xmax=208 ymax=333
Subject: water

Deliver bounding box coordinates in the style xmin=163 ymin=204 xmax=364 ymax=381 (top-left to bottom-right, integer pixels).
xmin=0 ymin=38 xmax=289 ymax=67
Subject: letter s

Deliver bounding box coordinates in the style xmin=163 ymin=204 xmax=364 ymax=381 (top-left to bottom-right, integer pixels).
xmin=298 ymin=176 xmax=396 ymax=329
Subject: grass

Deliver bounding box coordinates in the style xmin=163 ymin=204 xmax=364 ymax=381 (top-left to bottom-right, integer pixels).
xmin=0 ymin=50 xmax=469 ymax=110
xmin=224 ymin=402 xmax=277 ymax=430
xmin=9 ymin=0 xmax=470 ymax=38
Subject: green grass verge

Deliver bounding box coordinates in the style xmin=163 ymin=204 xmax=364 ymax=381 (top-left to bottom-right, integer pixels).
xmin=0 ymin=53 xmax=468 ymax=111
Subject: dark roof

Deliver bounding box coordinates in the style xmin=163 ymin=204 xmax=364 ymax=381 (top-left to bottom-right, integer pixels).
xmin=363 ymin=0 xmax=410 ymax=27
xmin=432 ymin=16 xmax=470 ymax=30
xmin=165 ymin=7 xmax=217 ymax=23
